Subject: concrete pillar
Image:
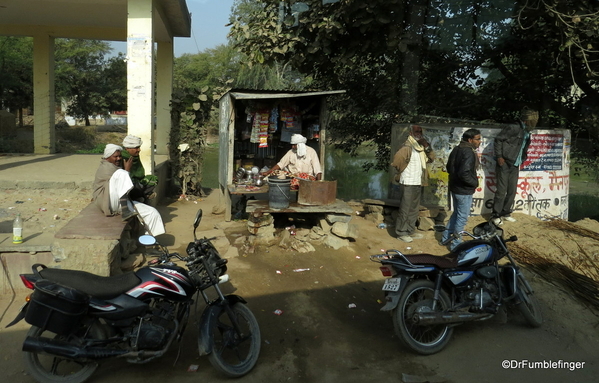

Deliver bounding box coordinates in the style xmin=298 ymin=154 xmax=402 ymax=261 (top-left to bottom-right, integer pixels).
xmin=156 ymin=40 xmax=173 ymax=156
xmin=33 ymin=35 xmax=55 ymax=154
xmin=127 ymin=0 xmax=155 ymax=174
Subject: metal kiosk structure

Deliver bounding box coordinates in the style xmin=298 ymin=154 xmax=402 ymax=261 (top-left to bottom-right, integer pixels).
xmin=218 ymin=90 xmax=345 ymax=221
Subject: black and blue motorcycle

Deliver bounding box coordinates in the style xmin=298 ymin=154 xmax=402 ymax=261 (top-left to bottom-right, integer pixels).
xmin=371 ymin=221 xmax=542 ymax=354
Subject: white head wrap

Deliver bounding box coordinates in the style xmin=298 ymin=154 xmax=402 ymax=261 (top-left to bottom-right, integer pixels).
xmin=290 ymin=134 xmax=307 ymax=157
xmin=122 ymin=135 xmax=142 ymax=148
xmin=103 ymin=144 xmax=123 ymax=159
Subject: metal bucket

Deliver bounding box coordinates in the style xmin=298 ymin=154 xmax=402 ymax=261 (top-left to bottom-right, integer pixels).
xmin=268 ymin=177 xmax=291 ymax=209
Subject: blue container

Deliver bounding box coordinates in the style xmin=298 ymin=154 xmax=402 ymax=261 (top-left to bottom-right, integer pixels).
xmin=268 ymin=177 xmax=292 ymax=209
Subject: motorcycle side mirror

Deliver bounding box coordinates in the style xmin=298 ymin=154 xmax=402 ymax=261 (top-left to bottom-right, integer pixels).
xmin=193 ymin=209 xmax=203 ymax=228
xmin=193 ymin=209 xmax=203 ymax=240
xmin=139 ymin=235 xmax=157 ymax=246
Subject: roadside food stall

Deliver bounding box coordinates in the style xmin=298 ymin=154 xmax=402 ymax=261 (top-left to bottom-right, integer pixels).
xmin=218 ymin=89 xmax=346 ymax=221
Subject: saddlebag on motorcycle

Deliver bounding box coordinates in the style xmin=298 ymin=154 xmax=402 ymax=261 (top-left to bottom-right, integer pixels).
xmin=25 ymin=279 xmax=89 ymax=336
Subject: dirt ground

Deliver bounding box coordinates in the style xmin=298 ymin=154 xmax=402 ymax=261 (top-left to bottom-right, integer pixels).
xmin=1 ymin=188 xmax=599 ymax=383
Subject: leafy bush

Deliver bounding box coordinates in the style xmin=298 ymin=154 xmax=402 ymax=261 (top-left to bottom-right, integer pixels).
xmin=169 ymin=85 xmax=229 ymax=196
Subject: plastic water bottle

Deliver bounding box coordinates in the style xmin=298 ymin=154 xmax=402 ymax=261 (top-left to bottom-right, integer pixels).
xmin=377 ymin=223 xmax=387 ymax=229
xmin=13 ymin=213 xmax=23 ymax=244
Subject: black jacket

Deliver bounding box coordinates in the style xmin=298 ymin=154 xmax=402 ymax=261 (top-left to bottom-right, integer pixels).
xmin=494 ymin=121 xmax=531 ymax=166
xmin=446 ymin=142 xmax=479 ymax=195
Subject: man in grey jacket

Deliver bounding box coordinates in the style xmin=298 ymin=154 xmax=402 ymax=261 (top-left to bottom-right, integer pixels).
xmin=491 ymin=120 xmax=532 ymax=225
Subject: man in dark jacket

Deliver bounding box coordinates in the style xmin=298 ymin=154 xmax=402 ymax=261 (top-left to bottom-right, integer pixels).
xmin=491 ymin=120 xmax=531 ymax=225
xmin=441 ymin=128 xmax=482 ymax=250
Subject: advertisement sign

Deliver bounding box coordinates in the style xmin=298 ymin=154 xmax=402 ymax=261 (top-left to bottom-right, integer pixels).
xmin=392 ymin=125 xmax=570 ymax=220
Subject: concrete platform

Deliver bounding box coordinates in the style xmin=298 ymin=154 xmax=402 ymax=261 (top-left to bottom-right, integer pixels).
xmin=246 ymin=199 xmax=354 ymax=215
xmin=0 ymin=154 xmax=168 ymax=283
xmin=55 ymin=203 xmax=128 ymax=240
xmin=0 ymin=153 xmax=100 ymax=189
xmin=0 ymin=231 xmax=54 ymax=253
xmin=0 ymin=153 xmax=168 ymax=190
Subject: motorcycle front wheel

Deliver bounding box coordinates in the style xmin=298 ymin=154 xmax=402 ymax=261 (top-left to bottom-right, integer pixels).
xmin=207 ymin=302 xmax=261 ymax=377
xmin=516 ymin=273 xmax=543 ymax=327
xmin=393 ymin=279 xmax=453 ymax=355
xmin=23 ymin=326 xmax=99 ymax=383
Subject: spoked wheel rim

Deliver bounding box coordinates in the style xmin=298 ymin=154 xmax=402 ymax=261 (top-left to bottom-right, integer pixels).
xmin=402 ymin=287 xmax=451 ymax=347
xmin=24 ymin=326 xmax=98 ymax=383
xmin=207 ymin=303 xmax=261 ymax=377
xmin=516 ymin=275 xmax=543 ymax=327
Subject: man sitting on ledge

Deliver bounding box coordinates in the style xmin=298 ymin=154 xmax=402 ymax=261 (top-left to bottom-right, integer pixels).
xmin=92 ymin=144 xmax=165 ymax=236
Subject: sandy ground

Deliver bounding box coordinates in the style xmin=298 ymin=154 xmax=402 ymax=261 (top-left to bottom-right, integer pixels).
xmin=1 ymin=188 xmax=598 ymax=383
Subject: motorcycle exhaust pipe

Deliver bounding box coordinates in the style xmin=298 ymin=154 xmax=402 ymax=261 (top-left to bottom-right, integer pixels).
xmin=23 ymin=336 xmax=128 ymax=360
xmin=413 ymin=312 xmax=493 ymax=325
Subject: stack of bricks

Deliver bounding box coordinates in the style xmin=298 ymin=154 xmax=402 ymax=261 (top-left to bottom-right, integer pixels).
xmin=247 ymin=212 xmax=275 ymax=243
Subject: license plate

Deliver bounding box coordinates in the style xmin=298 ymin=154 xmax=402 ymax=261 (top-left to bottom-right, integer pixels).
xmin=382 ymin=277 xmax=404 ymax=292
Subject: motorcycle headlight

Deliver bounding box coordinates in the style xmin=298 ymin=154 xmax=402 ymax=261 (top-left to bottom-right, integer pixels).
xmin=473 ymin=222 xmax=494 ymax=236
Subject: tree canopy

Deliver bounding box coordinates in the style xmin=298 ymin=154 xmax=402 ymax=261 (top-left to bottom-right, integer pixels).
xmin=0 ymin=37 xmax=34 ymax=124
xmin=229 ymin=0 xmax=599 ymax=168
xmin=55 ymin=39 xmax=127 ymax=125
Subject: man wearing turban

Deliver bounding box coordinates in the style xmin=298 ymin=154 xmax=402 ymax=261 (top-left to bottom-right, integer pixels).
xmin=92 ymin=144 xmax=165 ymax=236
xmin=263 ymin=134 xmax=322 ymax=180
xmin=121 ymin=135 xmax=158 ymax=203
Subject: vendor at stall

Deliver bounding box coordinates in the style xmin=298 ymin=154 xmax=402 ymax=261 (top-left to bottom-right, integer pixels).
xmin=262 ymin=134 xmax=322 ymax=180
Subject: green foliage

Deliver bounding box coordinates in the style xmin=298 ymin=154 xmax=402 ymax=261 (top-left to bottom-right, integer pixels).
xmin=569 ymin=194 xmax=599 ymax=222
xmin=55 ymin=39 xmax=127 ymax=124
xmin=0 ymin=36 xmax=34 ymax=118
xmin=571 ymin=150 xmax=599 ymax=183
xmin=101 ymin=54 xmax=128 ymax=113
xmin=229 ymin=0 xmax=599 ymax=170
xmin=169 ymin=85 xmax=228 ymax=196
xmin=75 ymin=143 xmax=106 ymax=154
xmin=173 ymin=43 xmax=310 ymax=94
xmin=174 ymin=45 xmax=238 ymax=91
xmin=171 ymin=42 xmax=312 ymax=187
xmin=0 ymin=37 xmax=125 ymax=128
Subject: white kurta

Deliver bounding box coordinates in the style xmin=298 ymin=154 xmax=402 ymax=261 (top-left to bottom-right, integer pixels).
xmin=109 ymin=169 xmax=165 ymax=236
xmin=277 ymin=146 xmax=322 ymax=176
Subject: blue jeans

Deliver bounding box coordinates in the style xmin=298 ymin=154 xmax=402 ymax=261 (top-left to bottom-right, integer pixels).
xmin=442 ymin=193 xmax=473 ymax=250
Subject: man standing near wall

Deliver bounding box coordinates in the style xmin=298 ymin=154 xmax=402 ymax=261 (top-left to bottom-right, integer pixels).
xmin=491 ymin=120 xmax=532 ymax=225
xmin=442 ymin=128 xmax=482 ymax=250
xmin=391 ymin=125 xmax=435 ymax=243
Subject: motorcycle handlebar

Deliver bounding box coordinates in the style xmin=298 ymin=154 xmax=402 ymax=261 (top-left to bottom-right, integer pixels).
xmin=196 ymin=237 xmax=217 ymax=244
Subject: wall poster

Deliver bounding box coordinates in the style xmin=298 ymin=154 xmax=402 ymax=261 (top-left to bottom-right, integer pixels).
xmin=392 ymin=125 xmax=571 ymax=220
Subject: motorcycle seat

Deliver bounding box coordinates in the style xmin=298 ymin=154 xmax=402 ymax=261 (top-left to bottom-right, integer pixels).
xmin=401 ymin=253 xmax=459 ymax=269
xmin=39 ymin=268 xmax=142 ymax=300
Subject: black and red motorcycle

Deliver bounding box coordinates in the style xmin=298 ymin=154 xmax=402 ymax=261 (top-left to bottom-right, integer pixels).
xmin=7 ymin=209 xmax=261 ymax=382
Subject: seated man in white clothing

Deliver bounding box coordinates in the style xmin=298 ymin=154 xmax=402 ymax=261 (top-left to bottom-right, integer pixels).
xmin=92 ymin=144 xmax=165 ymax=236
xmin=262 ymin=134 xmax=322 ymax=180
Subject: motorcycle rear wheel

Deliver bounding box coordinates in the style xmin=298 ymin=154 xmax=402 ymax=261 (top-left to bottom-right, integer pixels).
xmin=207 ymin=302 xmax=261 ymax=377
xmin=516 ymin=274 xmax=542 ymax=327
xmin=23 ymin=326 xmax=99 ymax=383
xmin=393 ymin=279 xmax=453 ymax=355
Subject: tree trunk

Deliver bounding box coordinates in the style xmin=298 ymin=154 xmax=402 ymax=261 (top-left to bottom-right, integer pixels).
xmin=399 ymin=0 xmax=428 ymax=120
